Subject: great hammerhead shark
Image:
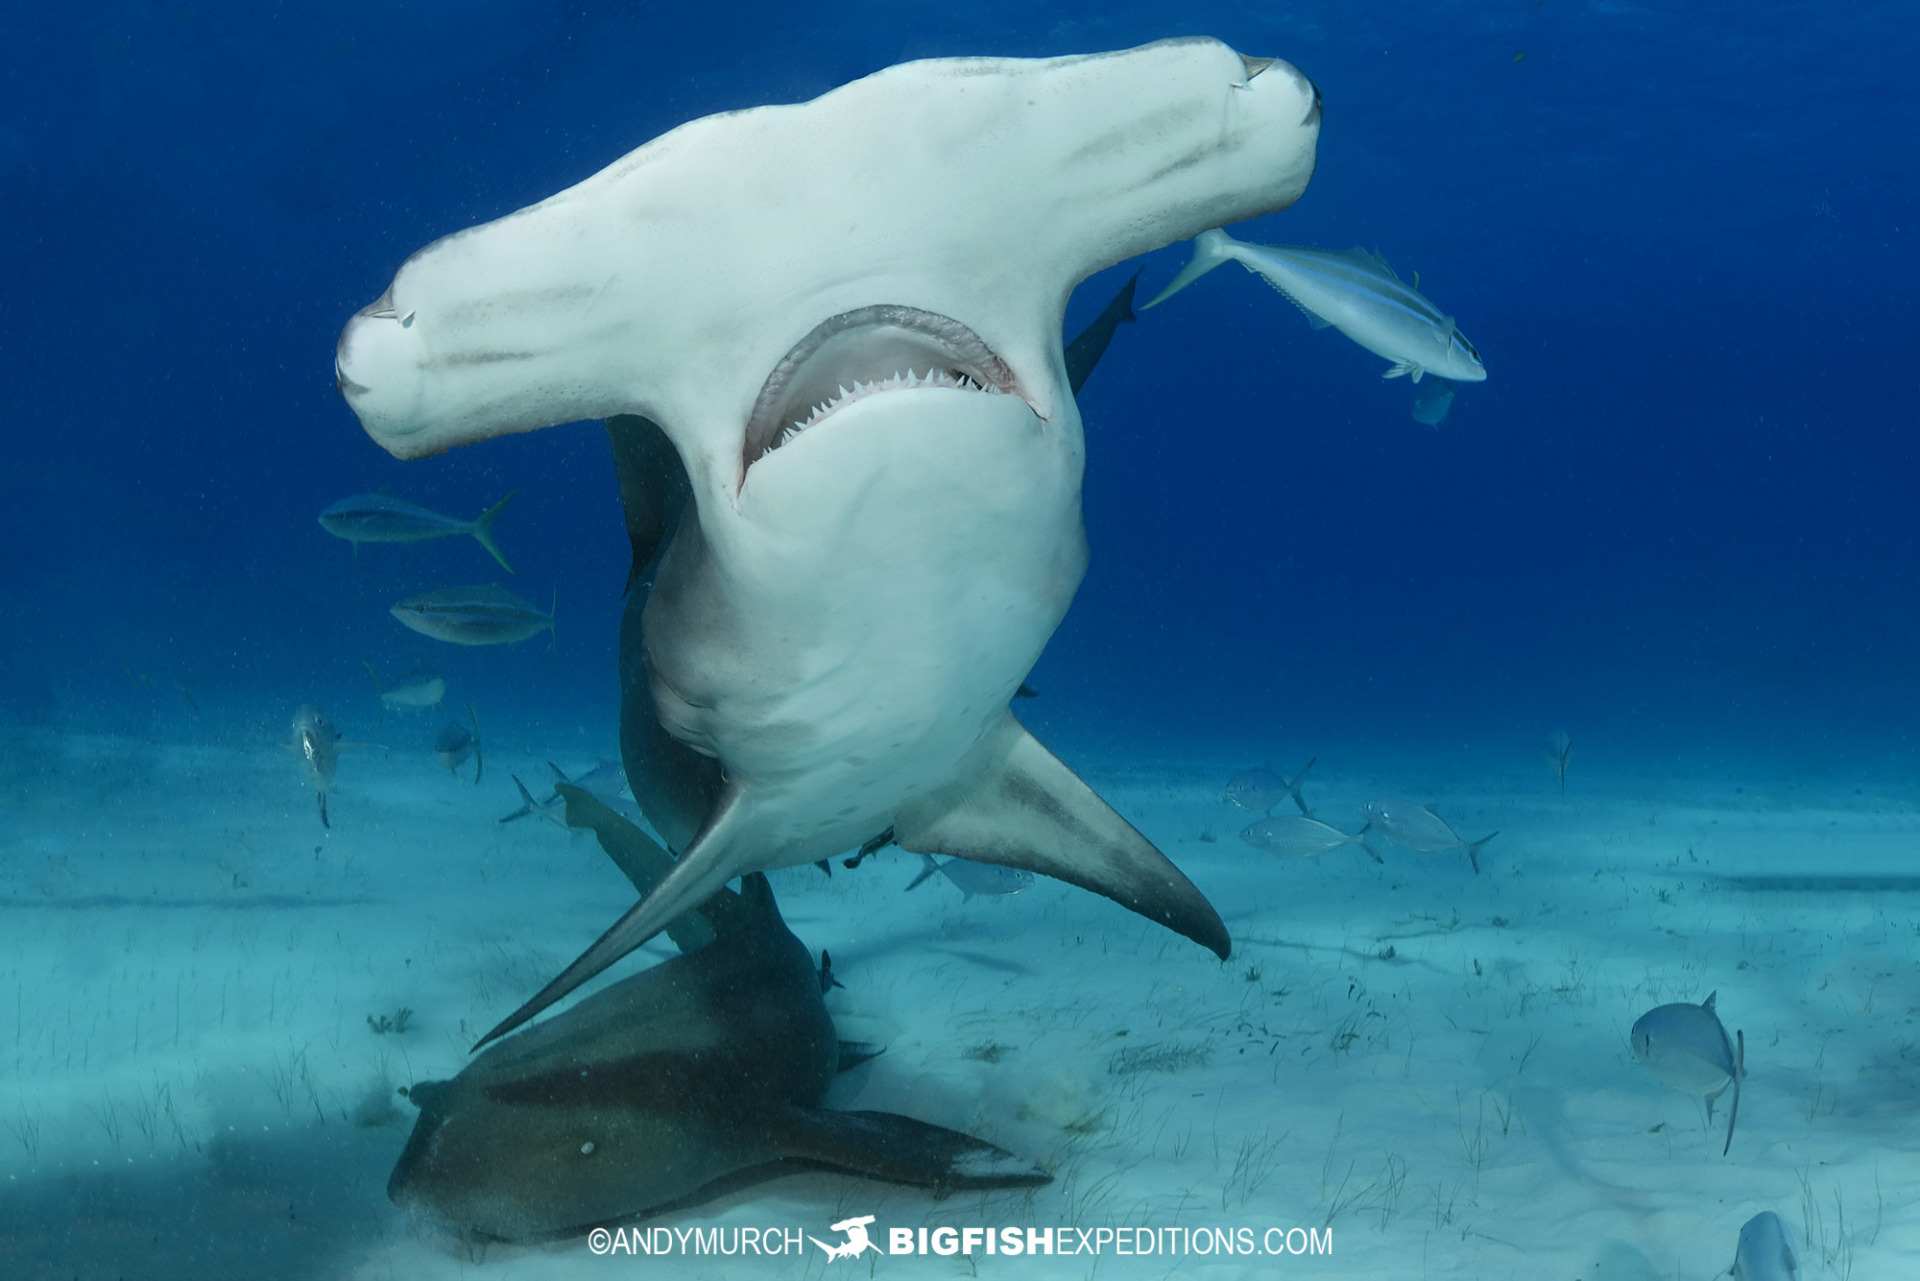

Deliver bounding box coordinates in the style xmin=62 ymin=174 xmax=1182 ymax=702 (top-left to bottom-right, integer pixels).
xmin=332 ymin=38 xmax=1322 ymax=1047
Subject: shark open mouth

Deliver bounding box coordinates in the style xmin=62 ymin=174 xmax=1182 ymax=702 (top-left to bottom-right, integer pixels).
xmin=742 ymin=305 xmax=1030 ymax=470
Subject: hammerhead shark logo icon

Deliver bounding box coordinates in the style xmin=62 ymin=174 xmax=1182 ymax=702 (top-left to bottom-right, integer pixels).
xmin=809 ymin=1214 xmax=879 ymax=1261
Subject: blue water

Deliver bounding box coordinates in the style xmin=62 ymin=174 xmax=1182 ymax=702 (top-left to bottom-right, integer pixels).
xmin=2 ymin=3 xmax=1917 ymax=1276
xmin=5 ymin=2 xmax=1914 ymax=765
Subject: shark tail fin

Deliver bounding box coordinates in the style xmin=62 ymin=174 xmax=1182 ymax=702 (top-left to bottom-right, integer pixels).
xmin=895 ymin=715 xmax=1230 ymax=959
xmin=1142 ymin=228 xmax=1236 ymax=309
xmin=1465 ymin=831 xmax=1497 ymax=874
xmin=468 ymin=704 xmax=483 ymax=785
xmin=1723 ymin=1029 xmax=1744 ymax=1157
xmin=469 ymin=492 xmax=516 ymax=574
xmin=905 ymin=854 xmax=943 ymax=892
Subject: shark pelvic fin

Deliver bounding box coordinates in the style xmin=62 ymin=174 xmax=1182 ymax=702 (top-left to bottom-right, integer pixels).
xmin=894 ymin=715 xmax=1230 ymax=959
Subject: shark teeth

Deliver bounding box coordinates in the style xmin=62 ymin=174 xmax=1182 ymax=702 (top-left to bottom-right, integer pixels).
xmin=777 ymin=368 xmax=1002 ymax=445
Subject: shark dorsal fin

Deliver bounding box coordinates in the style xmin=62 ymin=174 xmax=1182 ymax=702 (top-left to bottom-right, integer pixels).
xmin=1702 ymin=990 xmax=1718 ymax=1012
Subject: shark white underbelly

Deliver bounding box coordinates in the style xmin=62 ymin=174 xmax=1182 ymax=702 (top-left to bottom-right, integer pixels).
xmin=646 ymin=388 xmax=1087 ymax=864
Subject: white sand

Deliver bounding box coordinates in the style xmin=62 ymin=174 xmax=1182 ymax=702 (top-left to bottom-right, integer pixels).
xmin=3 ymin=725 xmax=1915 ymax=1278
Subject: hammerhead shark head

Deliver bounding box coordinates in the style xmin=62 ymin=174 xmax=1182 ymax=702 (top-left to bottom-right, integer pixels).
xmin=333 ymin=39 xmax=1322 ymax=1047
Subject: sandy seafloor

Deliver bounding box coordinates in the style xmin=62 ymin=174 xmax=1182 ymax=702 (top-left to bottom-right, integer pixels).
xmin=2 ymin=718 xmax=1916 ymax=1280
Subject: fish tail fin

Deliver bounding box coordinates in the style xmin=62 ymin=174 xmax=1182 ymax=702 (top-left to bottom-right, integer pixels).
xmin=547 ymin=760 xmax=572 ymax=786
xmin=361 ymin=661 xmax=385 ymax=725
xmin=470 ymin=492 xmax=516 ymax=574
xmin=468 ymin=704 xmax=483 ymax=785
xmin=1288 ymin=757 xmax=1317 ymax=817
xmin=1142 ymin=228 xmax=1236 ymax=309
xmin=1724 ymin=1029 xmax=1744 ymax=1157
xmin=905 ymin=853 xmax=942 ymax=892
xmin=1355 ymin=822 xmax=1384 ymax=864
xmin=317 ymin=790 xmax=330 ymax=829
xmin=499 ymin=774 xmax=538 ymax=822
xmin=1465 ymin=831 xmax=1497 ymax=874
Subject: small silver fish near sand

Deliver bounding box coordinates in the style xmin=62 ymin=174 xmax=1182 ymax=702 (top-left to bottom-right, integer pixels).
xmin=1225 ymin=758 xmax=1316 ymax=816
xmin=1631 ymin=991 xmax=1745 ymax=1156
xmin=363 ymin=661 xmax=446 ymax=710
xmin=1359 ymin=797 xmax=1497 ymax=873
xmin=319 ymin=492 xmax=516 ymax=572
xmin=1731 ymin=1211 xmax=1797 ymax=1280
xmin=434 ymin=705 xmax=482 ymax=782
xmin=1147 ymin=227 xmax=1486 ymax=384
xmin=392 ymin=584 xmax=554 ymax=647
xmin=906 ymin=854 xmax=1034 ymax=899
xmin=291 ymin=704 xmax=340 ymax=828
xmin=1239 ymin=815 xmax=1379 ymax=863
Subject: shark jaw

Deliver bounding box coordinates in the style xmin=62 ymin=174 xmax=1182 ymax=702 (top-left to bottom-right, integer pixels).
xmin=742 ymin=306 xmax=1032 ymax=475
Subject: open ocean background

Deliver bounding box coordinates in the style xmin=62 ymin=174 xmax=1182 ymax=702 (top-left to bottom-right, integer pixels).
xmin=4 ymin=1 xmax=1914 ymax=769
xmin=3 ymin=4 xmax=1918 ymax=1279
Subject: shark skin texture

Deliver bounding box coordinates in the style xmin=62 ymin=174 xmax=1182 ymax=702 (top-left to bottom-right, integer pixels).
xmin=333 ymin=38 xmax=1322 ymax=1047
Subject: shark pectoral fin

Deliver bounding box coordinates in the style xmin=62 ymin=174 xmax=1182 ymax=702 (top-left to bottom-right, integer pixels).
xmin=551 ymin=782 xmax=723 ymax=954
xmin=1305 ymin=312 xmax=1334 ymax=331
xmin=771 ymin=1108 xmax=1050 ymax=1191
xmin=895 ymin=716 xmax=1231 ymax=959
xmin=472 ymin=787 xmax=754 ymax=1050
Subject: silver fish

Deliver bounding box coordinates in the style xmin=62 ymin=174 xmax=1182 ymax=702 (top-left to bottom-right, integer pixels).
xmin=1545 ymin=729 xmax=1573 ymax=795
xmin=391 ymin=584 xmax=554 ymax=647
xmin=319 ymin=492 xmax=516 ymax=573
xmin=1147 ymin=227 xmax=1486 ymax=384
xmin=1358 ymin=797 xmax=1496 ymax=873
xmin=1731 ymin=1211 xmax=1797 ymax=1280
xmin=1410 ymin=379 xmax=1455 ymax=426
xmin=905 ymin=854 xmax=1034 ymax=899
xmin=434 ymin=705 xmax=482 ymax=782
xmin=1225 ymin=758 xmax=1315 ymax=816
xmin=292 ymin=704 xmax=340 ymax=828
xmin=1239 ymin=815 xmax=1377 ymax=862
xmin=548 ymin=758 xmax=629 ymax=800
xmin=1631 ymin=991 xmax=1744 ymax=1156
xmin=363 ymin=661 xmax=446 ymax=710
